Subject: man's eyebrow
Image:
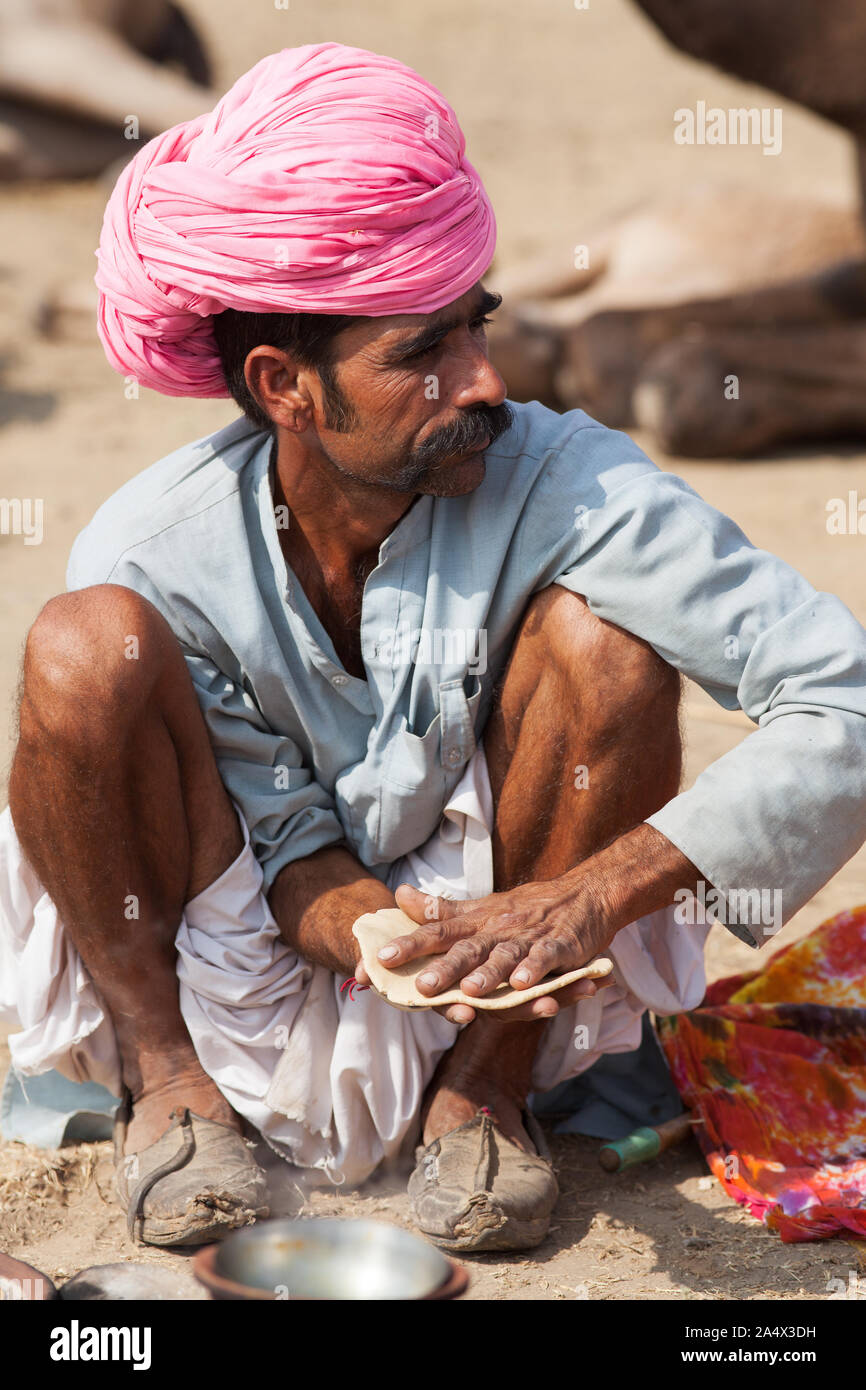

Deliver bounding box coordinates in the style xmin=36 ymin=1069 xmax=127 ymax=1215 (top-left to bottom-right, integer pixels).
xmin=382 ymin=289 xmax=503 ymax=363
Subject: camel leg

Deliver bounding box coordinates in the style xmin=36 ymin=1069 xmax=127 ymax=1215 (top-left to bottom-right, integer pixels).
xmin=0 ymin=21 xmax=215 ymax=134
xmin=554 ymin=258 xmax=866 ymax=424
xmin=135 ymin=1 xmax=212 ymax=87
xmin=0 ymin=98 xmax=135 ymax=179
xmin=633 ymin=321 xmax=866 ymax=456
xmin=633 ymin=0 xmax=866 ymax=141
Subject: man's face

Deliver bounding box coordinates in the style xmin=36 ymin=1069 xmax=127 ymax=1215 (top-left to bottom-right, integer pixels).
xmin=303 ymin=284 xmax=513 ymax=498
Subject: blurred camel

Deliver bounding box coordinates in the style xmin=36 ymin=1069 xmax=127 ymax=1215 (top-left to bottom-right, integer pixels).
xmin=0 ymin=0 xmax=216 ymax=179
xmin=489 ymin=0 xmax=866 ymax=456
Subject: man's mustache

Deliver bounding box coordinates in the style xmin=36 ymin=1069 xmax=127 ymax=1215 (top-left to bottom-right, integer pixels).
xmin=411 ymin=401 xmax=514 ymax=468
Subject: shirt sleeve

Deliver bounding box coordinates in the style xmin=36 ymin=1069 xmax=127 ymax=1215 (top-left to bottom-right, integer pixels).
xmin=522 ymin=422 xmax=866 ymax=945
xmin=182 ymin=650 xmax=348 ymax=893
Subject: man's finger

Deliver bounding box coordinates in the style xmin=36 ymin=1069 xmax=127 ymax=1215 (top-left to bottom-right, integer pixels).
xmin=374 ymin=914 xmax=481 ymax=969
xmin=393 ymin=883 xmax=468 ymax=926
xmin=542 ymin=976 xmax=606 ymax=1008
xmin=499 ymin=993 xmax=564 ymax=1022
xmin=414 ymin=933 xmax=495 ymax=994
xmin=459 ymin=938 xmax=536 ymax=996
xmin=477 ymin=977 xmax=604 ymax=1022
xmin=507 ymin=933 xmax=576 ymax=989
xmin=433 ymin=1002 xmax=476 ymax=1025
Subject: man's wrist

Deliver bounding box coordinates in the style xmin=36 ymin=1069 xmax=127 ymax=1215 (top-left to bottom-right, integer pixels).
xmin=268 ymin=842 xmax=394 ymax=975
xmin=558 ymin=822 xmax=701 ymax=936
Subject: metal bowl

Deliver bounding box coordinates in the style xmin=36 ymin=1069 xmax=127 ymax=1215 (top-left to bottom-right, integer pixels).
xmin=193 ymin=1217 xmax=468 ymax=1301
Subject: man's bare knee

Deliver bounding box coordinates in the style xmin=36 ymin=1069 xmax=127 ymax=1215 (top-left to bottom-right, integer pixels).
xmin=530 ymin=584 xmax=681 ymax=730
xmin=19 ymin=584 xmax=179 ymax=743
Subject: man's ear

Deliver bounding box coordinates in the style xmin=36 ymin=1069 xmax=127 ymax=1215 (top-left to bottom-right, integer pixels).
xmin=244 ymin=346 xmax=313 ymax=432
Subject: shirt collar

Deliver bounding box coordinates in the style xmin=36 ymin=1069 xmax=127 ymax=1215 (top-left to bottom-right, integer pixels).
xmin=257 ymin=434 xmax=432 ymax=570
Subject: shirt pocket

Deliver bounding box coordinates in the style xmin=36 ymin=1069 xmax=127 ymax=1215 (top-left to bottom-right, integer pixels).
xmin=383 ymin=671 xmax=484 ymax=790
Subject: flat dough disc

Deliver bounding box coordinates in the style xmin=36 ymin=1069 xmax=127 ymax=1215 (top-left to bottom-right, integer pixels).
xmin=352 ymin=907 xmax=614 ymax=1011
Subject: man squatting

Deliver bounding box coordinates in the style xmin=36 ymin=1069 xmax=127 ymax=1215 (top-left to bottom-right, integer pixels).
xmin=2 ymin=43 xmax=865 ymax=1253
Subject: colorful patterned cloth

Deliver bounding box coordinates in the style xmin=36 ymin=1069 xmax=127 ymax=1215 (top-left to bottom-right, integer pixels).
xmin=658 ymin=906 xmax=866 ymax=1241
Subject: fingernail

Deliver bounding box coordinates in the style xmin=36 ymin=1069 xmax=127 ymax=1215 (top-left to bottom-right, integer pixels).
xmin=463 ymin=974 xmax=484 ymax=990
xmin=513 ymin=969 xmax=531 ymax=985
xmin=417 ymin=971 xmax=439 ymax=989
xmin=377 ymin=945 xmax=398 ymax=961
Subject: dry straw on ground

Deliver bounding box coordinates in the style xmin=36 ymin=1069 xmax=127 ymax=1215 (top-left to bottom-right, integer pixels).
xmin=0 ymin=1140 xmax=98 ymax=1242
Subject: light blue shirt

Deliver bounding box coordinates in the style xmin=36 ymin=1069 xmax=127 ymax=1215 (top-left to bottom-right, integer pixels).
xmin=67 ymin=401 xmax=866 ymax=947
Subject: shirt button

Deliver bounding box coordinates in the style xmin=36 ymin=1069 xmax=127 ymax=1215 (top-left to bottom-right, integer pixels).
xmin=332 ymin=674 xmax=348 ymax=687
xmin=446 ymin=747 xmax=462 ymax=765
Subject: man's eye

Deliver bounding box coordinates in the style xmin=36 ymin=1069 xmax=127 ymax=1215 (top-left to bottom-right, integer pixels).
xmin=402 ymin=315 xmax=493 ymax=364
xmin=405 ymin=342 xmax=439 ymax=362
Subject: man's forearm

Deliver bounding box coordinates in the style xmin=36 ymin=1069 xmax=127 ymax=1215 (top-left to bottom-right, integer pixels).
xmin=560 ymin=821 xmax=702 ymax=941
xmin=268 ymin=841 xmax=395 ymax=975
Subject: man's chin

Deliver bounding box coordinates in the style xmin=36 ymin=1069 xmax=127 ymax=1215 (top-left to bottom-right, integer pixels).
xmin=418 ymin=451 xmax=487 ymax=497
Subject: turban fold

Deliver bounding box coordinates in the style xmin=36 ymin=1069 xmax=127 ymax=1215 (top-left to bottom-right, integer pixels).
xmin=95 ymin=42 xmax=496 ymax=397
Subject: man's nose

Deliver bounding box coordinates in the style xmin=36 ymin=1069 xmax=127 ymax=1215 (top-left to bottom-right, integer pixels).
xmin=452 ymin=341 xmax=508 ymax=410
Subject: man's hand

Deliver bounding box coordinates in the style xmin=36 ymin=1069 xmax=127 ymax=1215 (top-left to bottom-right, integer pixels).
xmin=354 ymin=911 xmax=611 ymax=1023
xmin=355 ymin=824 xmax=701 ymax=1024
xmin=354 ymin=864 xmax=616 ymax=1025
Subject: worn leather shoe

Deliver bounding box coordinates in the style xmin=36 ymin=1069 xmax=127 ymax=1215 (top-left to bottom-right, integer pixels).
xmin=408 ymin=1108 xmax=558 ymax=1253
xmin=114 ymin=1096 xmax=269 ymax=1246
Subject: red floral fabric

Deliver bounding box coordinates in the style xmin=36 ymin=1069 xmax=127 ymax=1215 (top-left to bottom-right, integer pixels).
xmin=657 ymin=906 xmax=866 ymax=1241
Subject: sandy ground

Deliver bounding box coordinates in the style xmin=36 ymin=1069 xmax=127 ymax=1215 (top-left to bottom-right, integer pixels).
xmin=2 ymin=0 xmax=866 ymax=1301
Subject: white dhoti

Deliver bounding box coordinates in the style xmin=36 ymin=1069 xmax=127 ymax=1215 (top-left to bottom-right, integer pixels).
xmin=0 ymin=742 xmax=709 ymax=1186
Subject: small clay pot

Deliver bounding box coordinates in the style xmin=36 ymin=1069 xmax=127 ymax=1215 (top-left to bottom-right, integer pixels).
xmin=0 ymin=1251 xmax=58 ymax=1300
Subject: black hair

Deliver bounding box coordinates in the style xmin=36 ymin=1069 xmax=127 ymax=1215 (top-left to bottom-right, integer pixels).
xmin=212 ymin=308 xmax=359 ymax=432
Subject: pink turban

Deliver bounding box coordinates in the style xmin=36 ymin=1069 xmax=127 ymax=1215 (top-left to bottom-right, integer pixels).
xmin=95 ymin=42 xmax=496 ymax=397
